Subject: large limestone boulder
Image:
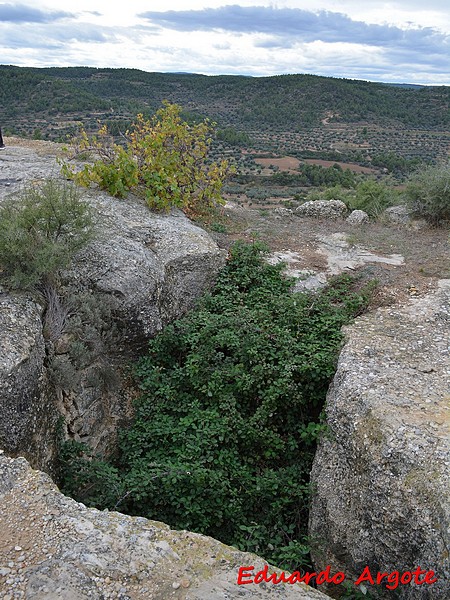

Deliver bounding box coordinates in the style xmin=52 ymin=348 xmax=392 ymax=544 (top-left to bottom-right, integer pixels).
xmin=309 ymin=280 xmax=450 ymax=599
xmin=0 ymin=143 xmax=225 ymax=470
xmin=383 ymin=204 xmax=413 ymax=225
xmin=0 ymin=453 xmax=331 ymax=599
xmin=382 ymin=205 xmax=426 ymax=230
xmin=56 ymin=191 xmax=225 ymax=460
xmin=64 ymin=189 xmax=224 ymax=350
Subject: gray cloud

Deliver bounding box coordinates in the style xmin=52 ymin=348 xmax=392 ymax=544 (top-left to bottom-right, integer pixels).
xmin=138 ymin=5 xmax=450 ymax=53
xmin=253 ymin=37 xmax=295 ymax=49
xmin=0 ymin=22 xmax=116 ymax=49
xmin=0 ymin=2 xmax=448 ymax=85
xmin=0 ymin=2 xmax=73 ymax=23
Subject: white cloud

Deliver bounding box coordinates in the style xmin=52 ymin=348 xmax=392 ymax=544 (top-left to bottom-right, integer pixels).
xmin=0 ymin=1 xmax=449 ymax=84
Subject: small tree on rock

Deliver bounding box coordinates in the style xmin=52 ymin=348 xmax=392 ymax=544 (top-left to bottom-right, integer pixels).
xmin=61 ymin=102 xmax=231 ymax=216
xmin=0 ymin=178 xmax=94 ymax=290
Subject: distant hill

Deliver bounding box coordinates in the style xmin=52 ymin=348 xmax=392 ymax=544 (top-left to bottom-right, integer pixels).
xmin=382 ymin=83 xmax=426 ymax=89
xmin=0 ymin=65 xmax=449 ymax=165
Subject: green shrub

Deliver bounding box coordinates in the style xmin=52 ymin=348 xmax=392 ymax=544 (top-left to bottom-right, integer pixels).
xmin=59 ymin=241 xmax=375 ymax=571
xmin=404 ymin=162 xmax=450 ymax=225
xmin=0 ymin=179 xmax=94 ymax=289
xmin=61 ymin=102 xmax=231 ymax=216
xmin=305 ymin=184 xmax=354 ymax=205
xmin=348 ymin=179 xmax=398 ymax=218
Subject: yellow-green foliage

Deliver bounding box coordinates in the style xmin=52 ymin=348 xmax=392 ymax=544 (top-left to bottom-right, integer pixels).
xmin=61 ymin=102 xmax=230 ymax=215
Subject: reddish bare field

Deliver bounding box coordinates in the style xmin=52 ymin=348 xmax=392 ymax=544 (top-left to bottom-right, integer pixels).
xmin=303 ymin=159 xmax=377 ymax=174
xmin=253 ymin=156 xmax=300 ymax=172
xmin=253 ymin=155 xmax=377 ymax=175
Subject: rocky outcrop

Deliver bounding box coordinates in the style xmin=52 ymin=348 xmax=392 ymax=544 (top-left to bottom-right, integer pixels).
xmin=0 ymin=144 xmax=226 ymax=471
xmin=267 ymin=234 xmax=405 ymax=293
xmin=56 ymin=190 xmax=225 ymax=459
xmin=382 ymin=205 xmax=426 ymax=230
xmin=0 ymin=294 xmax=59 ymax=471
xmin=294 ymin=200 xmax=347 ymax=219
xmin=0 ymin=453 xmax=331 ymax=599
xmin=309 ymin=280 xmax=450 ymax=599
xmin=318 ymin=233 xmax=404 ymax=274
xmin=64 ymin=190 xmax=224 ymax=350
xmin=383 ymin=204 xmax=412 ymax=224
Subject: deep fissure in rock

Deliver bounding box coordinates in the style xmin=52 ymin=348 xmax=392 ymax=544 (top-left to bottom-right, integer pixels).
xmin=56 ymin=240 xmax=375 ymax=575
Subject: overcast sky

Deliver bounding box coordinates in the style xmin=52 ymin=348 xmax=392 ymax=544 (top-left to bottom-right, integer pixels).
xmin=1 ymin=1 xmax=449 ymax=84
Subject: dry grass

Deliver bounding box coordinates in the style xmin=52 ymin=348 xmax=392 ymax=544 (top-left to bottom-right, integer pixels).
xmin=210 ymin=202 xmax=450 ymax=308
xmin=3 ymin=136 xmax=64 ymax=156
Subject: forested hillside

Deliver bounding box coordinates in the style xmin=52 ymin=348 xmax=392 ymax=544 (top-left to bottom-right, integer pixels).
xmin=1 ymin=65 xmax=449 ymax=165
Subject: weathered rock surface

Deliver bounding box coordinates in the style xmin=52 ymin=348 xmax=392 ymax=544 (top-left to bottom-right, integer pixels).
xmin=318 ymin=233 xmax=404 ymax=274
xmin=65 ymin=190 xmax=224 ymax=350
xmin=309 ymin=280 xmax=450 ymax=599
xmin=383 ymin=204 xmax=412 ymax=225
xmin=0 ymin=294 xmax=59 ymax=470
xmin=0 ymin=453 xmax=331 ymax=599
xmin=0 ymin=143 xmax=226 ymax=470
xmin=267 ymin=234 xmax=404 ymax=292
xmin=346 ymin=209 xmax=369 ymax=225
xmin=383 ymin=204 xmax=426 ymax=230
xmin=0 ymin=143 xmax=59 ymax=189
xmin=294 ymin=200 xmax=347 ymax=220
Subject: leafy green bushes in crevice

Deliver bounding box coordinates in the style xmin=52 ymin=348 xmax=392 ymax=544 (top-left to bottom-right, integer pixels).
xmin=59 ymin=241 xmax=375 ymax=571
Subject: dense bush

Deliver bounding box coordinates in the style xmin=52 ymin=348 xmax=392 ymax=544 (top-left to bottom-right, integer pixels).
xmin=0 ymin=179 xmax=93 ymax=289
xmin=270 ymin=164 xmax=355 ymax=188
xmin=348 ymin=179 xmax=399 ymax=218
xmin=61 ymin=102 xmax=231 ymax=216
xmin=404 ymin=162 xmax=450 ymax=225
xmin=371 ymin=152 xmax=424 ymax=177
xmin=59 ymin=241 xmax=375 ymax=570
xmin=304 ymin=184 xmax=353 ymax=204
xmin=216 ymin=127 xmax=251 ymax=147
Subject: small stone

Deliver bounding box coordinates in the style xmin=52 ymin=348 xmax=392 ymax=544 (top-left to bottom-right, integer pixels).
xmin=346 ymin=209 xmax=369 ymax=225
xmin=14 ymin=546 xmax=22 ymax=551
xmin=180 ymin=578 xmax=190 ymax=588
xmin=172 ymin=581 xmax=181 ymax=589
